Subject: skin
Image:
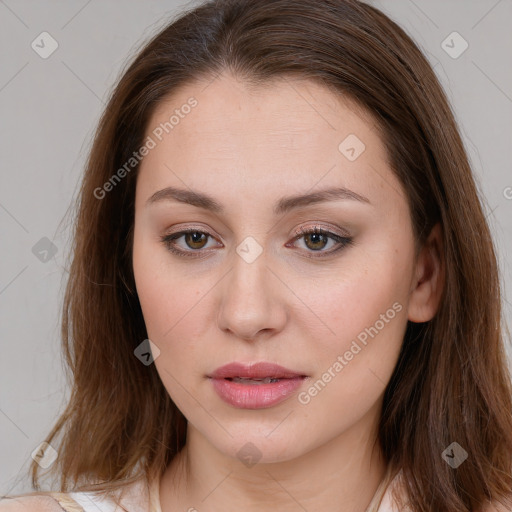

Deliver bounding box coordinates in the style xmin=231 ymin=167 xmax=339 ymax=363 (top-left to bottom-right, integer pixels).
xmin=132 ymin=71 xmax=444 ymax=512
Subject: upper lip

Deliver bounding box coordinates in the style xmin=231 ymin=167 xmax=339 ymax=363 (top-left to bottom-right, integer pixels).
xmin=208 ymin=362 xmax=307 ymax=379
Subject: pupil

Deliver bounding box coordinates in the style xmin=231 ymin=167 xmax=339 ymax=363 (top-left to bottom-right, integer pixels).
xmin=307 ymin=233 xmax=327 ymax=250
xmin=187 ymin=232 xmax=206 ymax=248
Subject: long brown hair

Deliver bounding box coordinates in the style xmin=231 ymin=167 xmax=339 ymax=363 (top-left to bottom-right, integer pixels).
xmin=21 ymin=0 xmax=512 ymax=510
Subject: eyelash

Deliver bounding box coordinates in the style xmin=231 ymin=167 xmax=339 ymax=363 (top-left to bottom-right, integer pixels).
xmin=160 ymin=226 xmax=353 ymax=259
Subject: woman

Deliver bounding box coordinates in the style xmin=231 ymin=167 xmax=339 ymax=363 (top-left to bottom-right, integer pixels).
xmin=1 ymin=0 xmax=511 ymax=510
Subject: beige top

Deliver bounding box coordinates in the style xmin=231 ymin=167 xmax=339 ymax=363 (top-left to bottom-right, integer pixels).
xmin=0 ymin=467 xmax=407 ymax=512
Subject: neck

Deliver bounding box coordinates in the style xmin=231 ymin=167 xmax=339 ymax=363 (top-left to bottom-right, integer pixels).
xmin=160 ymin=404 xmax=388 ymax=512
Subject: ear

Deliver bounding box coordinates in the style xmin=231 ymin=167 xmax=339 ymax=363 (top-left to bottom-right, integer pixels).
xmin=408 ymin=222 xmax=445 ymax=323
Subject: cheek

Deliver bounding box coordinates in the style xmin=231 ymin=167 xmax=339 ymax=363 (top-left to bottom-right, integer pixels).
xmin=132 ymin=232 xmax=218 ymax=380
xmin=291 ymin=238 xmax=414 ymax=377
xmin=132 ymin=249 xmax=216 ymax=413
xmin=133 ymin=227 xmax=181 ymax=339
xmin=291 ymin=264 xmax=410 ymax=424
xmin=133 ymin=255 xmax=211 ymax=346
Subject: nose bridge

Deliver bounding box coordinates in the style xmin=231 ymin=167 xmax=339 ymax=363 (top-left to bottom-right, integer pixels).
xmin=231 ymin=248 xmax=268 ymax=299
xmin=217 ymin=244 xmax=286 ymax=339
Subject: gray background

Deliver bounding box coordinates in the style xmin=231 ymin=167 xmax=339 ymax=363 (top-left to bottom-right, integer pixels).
xmin=1 ymin=0 xmax=511 ymax=496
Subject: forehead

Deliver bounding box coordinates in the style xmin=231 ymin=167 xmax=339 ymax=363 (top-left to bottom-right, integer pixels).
xmin=136 ymin=72 xmax=403 ymax=210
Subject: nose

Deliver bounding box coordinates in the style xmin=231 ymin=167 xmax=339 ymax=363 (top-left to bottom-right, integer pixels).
xmin=216 ymin=251 xmax=287 ymax=341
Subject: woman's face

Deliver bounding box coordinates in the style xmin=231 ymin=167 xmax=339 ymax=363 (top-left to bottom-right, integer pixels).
xmin=132 ymin=72 xmax=421 ymax=463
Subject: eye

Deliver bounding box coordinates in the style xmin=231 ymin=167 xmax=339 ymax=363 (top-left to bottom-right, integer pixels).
xmin=160 ymin=228 xmax=221 ymax=259
xmin=287 ymin=225 xmax=353 ymax=257
xmin=160 ymin=225 xmax=353 ymax=259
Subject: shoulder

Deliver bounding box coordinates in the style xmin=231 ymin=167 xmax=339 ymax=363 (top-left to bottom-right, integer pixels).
xmin=377 ymin=471 xmax=512 ymax=512
xmin=0 ymin=474 xmax=153 ymax=512
xmin=0 ymin=494 xmax=64 ymax=512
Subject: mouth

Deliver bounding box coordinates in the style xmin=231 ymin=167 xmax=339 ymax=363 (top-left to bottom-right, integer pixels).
xmin=207 ymin=364 xmax=308 ymax=409
xmin=224 ymin=375 xmax=306 ymax=386
xmin=208 ymin=361 xmax=308 ymax=381
xmin=206 ymin=361 xmax=308 ymax=409
xmin=224 ymin=376 xmax=287 ymax=384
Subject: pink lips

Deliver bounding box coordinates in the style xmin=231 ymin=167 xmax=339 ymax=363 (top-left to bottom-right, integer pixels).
xmin=208 ymin=362 xmax=307 ymax=409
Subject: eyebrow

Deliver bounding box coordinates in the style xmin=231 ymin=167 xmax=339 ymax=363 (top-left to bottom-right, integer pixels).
xmin=145 ymin=185 xmax=370 ymax=215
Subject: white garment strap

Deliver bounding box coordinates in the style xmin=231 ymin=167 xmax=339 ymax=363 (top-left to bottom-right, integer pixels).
xmin=47 ymin=493 xmax=85 ymax=512
xmin=67 ymin=491 xmax=123 ymax=512
xmin=364 ymin=465 xmax=396 ymax=512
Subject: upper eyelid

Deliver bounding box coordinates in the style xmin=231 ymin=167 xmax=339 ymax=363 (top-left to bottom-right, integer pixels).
xmin=164 ymin=225 xmax=347 ymax=241
xmin=164 ymin=220 xmax=350 ymax=237
xmin=293 ymin=223 xmax=350 ymax=238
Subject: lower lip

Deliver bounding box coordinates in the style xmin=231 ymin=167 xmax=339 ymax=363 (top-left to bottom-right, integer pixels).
xmin=209 ymin=377 xmax=306 ymax=409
